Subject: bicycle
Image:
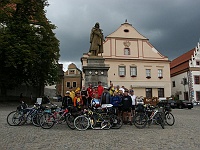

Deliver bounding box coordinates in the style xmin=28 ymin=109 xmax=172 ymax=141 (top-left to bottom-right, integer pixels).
xmin=156 ymin=102 xmax=175 ymax=126
xmin=39 ymin=105 xmax=77 ymax=129
xmin=74 ymin=104 xmax=113 ymax=131
xmin=7 ymin=101 xmax=28 ymax=126
xmin=133 ymin=104 xmax=165 ymax=129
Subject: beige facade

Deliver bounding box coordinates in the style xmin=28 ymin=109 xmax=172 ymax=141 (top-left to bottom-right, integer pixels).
xmin=62 ymin=63 xmax=81 ymax=96
xmin=82 ymin=22 xmax=171 ymax=98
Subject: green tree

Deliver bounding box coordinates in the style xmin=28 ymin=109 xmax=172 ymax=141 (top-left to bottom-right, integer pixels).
xmin=0 ymin=0 xmax=60 ymax=97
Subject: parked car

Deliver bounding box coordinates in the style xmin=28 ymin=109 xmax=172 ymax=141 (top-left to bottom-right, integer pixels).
xmin=193 ymin=101 xmax=200 ymax=106
xmin=168 ymin=100 xmax=193 ymax=109
xmin=168 ymin=100 xmax=178 ymax=109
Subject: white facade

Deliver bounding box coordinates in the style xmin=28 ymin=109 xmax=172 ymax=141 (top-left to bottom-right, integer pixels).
xmin=171 ymin=42 xmax=200 ymax=102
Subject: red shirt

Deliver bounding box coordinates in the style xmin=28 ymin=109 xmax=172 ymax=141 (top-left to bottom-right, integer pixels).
xmin=87 ymin=87 xmax=93 ymax=97
xmin=98 ymin=85 xmax=104 ymax=99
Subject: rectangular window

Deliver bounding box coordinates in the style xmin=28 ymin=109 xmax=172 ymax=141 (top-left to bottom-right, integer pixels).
xmin=119 ymin=66 xmax=126 ymax=76
xmin=183 ymin=78 xmax=187 ymax=85
xmin=124 ymin=48 xmax=130 ymax=55
xmin=146 ymin=69 xmax=151 ymax=77
xmin=158 ymin=69 xmax=163 ymax=77
xmin=130 ymin=66 xmax=137 ymax=76
xmin=66 ymin=82 xmax=70 ymax=88
xmin=194 ymin=76 xmax=200 ymax=84
xmin=158 ymin=88 xmax=164 ymax=98
xmin=72 ymin=82 xmax=77 ymax=88
xmin=146 ymin=88 xmax=152 ymax=98
xmin=196 ymin=61 xmax=200 ymax=65
xmin=196 ymin=91 xmax=200 ymax=101
xmin=172 ymin=81 xmax=175 ymax=87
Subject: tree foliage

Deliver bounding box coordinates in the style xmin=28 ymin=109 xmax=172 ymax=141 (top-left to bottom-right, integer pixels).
xmin=0 ymin=0 xmax=60 ymax=96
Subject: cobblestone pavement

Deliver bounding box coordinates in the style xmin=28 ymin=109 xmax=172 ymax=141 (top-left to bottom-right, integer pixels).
xmin=0 ymin=102 xmax=200 ymax=150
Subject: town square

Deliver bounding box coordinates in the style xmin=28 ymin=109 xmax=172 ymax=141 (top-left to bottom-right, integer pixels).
xmin=0 ymin=0 xmax=200 ymax=150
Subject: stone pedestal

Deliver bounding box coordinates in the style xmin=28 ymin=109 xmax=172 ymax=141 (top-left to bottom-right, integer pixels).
xmin=83 ymin=56 xmax=110 ymax=87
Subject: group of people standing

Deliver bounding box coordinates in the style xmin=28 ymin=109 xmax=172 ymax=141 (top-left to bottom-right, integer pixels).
xmin=62 ymin=81 xmax=137 ymax=125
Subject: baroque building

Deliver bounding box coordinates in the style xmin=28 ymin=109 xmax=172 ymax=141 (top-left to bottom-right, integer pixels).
xmin=56 ymin=63 xmax=81 ymax=96
xmin=82 ymin=21 xmax=171 ymax=98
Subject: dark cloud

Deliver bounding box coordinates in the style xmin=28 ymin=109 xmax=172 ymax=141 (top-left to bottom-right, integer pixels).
xmin=46 ymin=0 xmax=200 ymax=70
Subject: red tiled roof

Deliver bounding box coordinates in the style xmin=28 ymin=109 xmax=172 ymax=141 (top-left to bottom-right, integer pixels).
xmin=170 ymin=48 xmax=195 ymax=76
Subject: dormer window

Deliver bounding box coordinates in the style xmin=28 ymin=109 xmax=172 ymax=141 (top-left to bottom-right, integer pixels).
xmin=69 ymin=70 xmax=75 ymax=74
xmin=124 ymin=29 xmax=129 ymax=33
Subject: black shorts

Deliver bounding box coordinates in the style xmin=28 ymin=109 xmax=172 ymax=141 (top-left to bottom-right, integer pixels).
xmin=122 ymin=108 xmax=131 ymax=112
xmin=132 ymin=105 xmax=135 ymax=110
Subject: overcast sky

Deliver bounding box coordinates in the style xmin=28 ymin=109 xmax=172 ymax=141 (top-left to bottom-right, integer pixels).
xmin=45 ymin=0 xmax=200 ymax=71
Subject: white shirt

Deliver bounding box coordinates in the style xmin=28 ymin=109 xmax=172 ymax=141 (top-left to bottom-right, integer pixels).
xmin=130 ymin=95 xmax=136 ymax=105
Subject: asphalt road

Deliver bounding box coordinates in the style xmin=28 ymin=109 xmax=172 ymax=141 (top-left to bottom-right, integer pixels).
xmin=0 ymin=103 xmax=200 ymax=150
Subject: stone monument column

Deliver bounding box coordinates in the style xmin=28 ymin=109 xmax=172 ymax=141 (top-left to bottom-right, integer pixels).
xmin=82 ymin=22 xmax=110 ymax=87
xmin=83 ymin=56 xmax=109 ymax=87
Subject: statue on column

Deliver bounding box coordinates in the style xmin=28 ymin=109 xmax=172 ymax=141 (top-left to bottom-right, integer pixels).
xmin=89 ymin=22 xmax=104 ymax=56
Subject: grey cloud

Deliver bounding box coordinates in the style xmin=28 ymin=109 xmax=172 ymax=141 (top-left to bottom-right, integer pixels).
xmin=46 ymin=0 xmax=200 ymax=66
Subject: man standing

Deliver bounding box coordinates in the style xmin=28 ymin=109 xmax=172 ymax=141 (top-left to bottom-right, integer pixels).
xmin=97 ymin=81 xmax=104 ymax=99
xmin=100 ymin=87 xmax=111 ymax=104
xmin=87 ymin=84 xmax=93 ymax=106
xmin=62 ymin=91 xmax=73 ymax=109
xmin=81 ymin=86 xmax=88 ymax=108
xmin=129 ymin=89 xmax=136 ymax=117
xmin=121 ymin=90 xmax=132 ymax=125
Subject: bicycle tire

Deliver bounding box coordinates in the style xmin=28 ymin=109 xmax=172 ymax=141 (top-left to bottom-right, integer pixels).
xmin=133 ymin=113 xmax=148 ymax=129
xmin=111 ymin=115 xmax=123 ymax=129
xmin=101 ymin=120 xmax=111 ymax=130
xmin=32 ymin=113 xmax=42 ymax=127
xmin=7 ymin=111 xmax=22 ymax=126
xmin=66 ymin=114 xmax=76 ymax=130
xmin=165 ymin=112 xmax=175 ymax=126
xmin=39 ymin=113 xmax=55 ymax=129
xmin=159 ymin=113 xmax=165 ymax=129
xmin=74 ymin=115 xmax=89 ymax=131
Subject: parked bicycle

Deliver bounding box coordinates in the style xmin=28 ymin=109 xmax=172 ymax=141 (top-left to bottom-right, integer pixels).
xmin=133 ymin=104 xmax=165 ymax=129
xmin=39 ymin=105 xmax=78 ymax=129
xmin=74 ymin=104 xmax=117 ymax=131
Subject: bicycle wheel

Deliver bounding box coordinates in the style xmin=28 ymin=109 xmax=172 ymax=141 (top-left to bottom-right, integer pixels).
xmin=7 ymin=111 xmax=22 ymax=126
xmin=111 ymin=115 xmax=123 ymax=129
xmin=66 ymin=114 xmax=75 ymax=130
xmin=39 ymin=113 xmax=55 ymax=129
xmin=159 ymin=113 xmax=165 ymax=129
xmin=74 ymin=115 xmax=89 ymax=131
xmin=101 ymin=120 xmax=111 ymax=130
xmin=32 ymin=113 xmax=42 ymax=127
xmin=155 ymin=113 xmax=165 ymax=129
xmin=133 ymin=113 xmax=148 ymax=129
xmin=165 ymin=112 xmax=175 ymax=126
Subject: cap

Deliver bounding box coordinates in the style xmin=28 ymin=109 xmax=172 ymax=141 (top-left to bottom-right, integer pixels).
xmin=129 ymin=89 xmax=134 ymax=92
xmin=104 ymin=86 xmax=109 ymax=90
xmin=66 ymin=91 xmax=70 ymax=94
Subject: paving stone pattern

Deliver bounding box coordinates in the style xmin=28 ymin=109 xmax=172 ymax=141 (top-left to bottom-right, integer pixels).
xmin=0 ymin=103 xmax=200 ymax=150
